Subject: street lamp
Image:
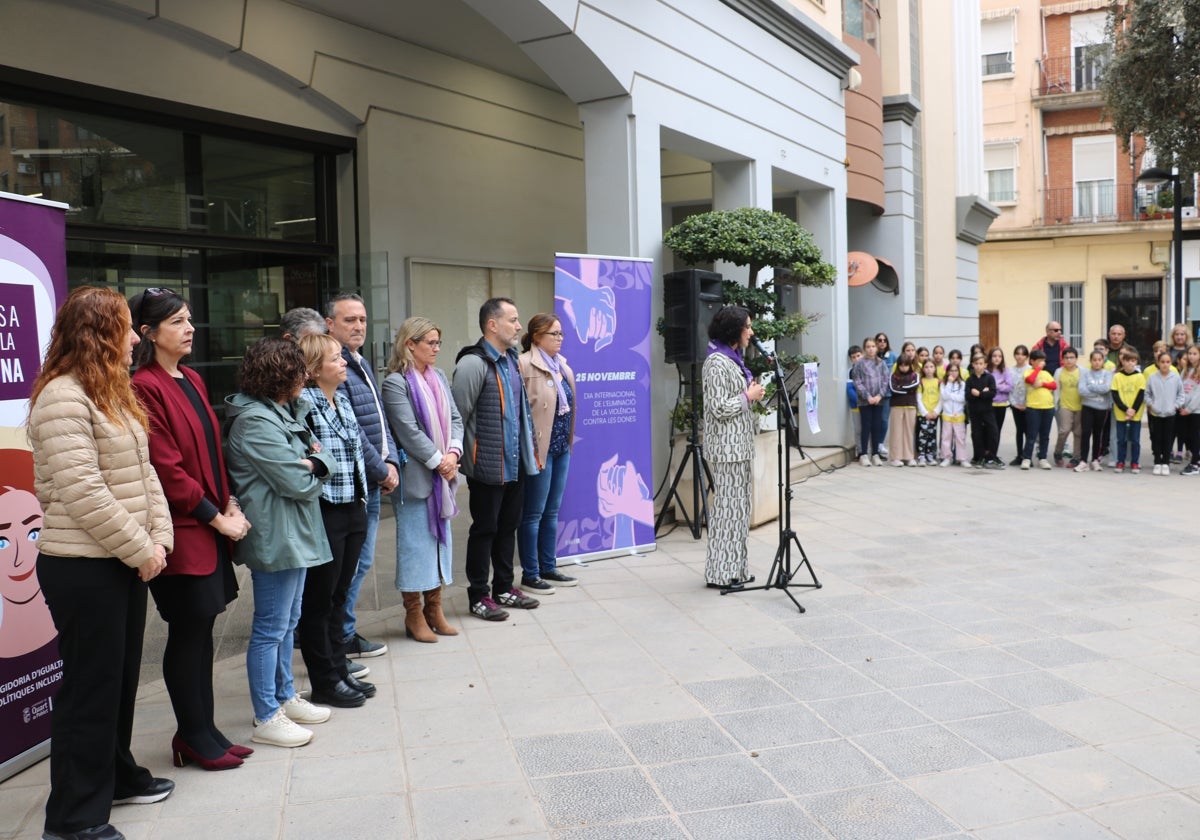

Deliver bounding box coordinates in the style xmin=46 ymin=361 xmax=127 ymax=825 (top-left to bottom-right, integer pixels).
xmin=1137 ymin=164 xmax=1184 ymax=329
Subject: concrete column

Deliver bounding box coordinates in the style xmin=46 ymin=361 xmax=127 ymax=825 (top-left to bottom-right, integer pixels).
xmin=712 ymin=160 xmax=773 ymax=286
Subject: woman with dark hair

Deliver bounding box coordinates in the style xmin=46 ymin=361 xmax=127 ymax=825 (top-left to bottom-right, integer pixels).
xmin=224 ymin=337 xmax=336 ymax=749
xmin=874 ymin=331 xmax=896 ymax=455
xmin=28 ymin=287 xmax=175 ymax=840
xmin=518 ymin=313 xmax=578 ymax=593
xmin=702 ymin=305 xmax=764 ymax=589
xmin=296 ymin=333 xmax=376 ymax=704
xmin=382 ymin=317 xmax=464 ymax=641
xmin=130 ymin=288 xmax=250 ymax=771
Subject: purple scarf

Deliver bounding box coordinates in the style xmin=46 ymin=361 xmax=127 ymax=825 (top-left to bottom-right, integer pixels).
xmin=404 ymin=365 xmax=458 ymax=543
xmin=538 ymin=347 xmax=572 ymax=414
xmin=706 ymin=340 xmax=754 ymax=385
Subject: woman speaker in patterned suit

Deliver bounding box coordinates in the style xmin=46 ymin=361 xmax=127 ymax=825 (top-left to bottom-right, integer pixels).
xmin=702 ymin=305 xmax=765 ymax=589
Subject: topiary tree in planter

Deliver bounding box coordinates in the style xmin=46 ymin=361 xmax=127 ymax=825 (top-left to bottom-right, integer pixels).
xmin=661 ymin=207 xmax=835 ymax=429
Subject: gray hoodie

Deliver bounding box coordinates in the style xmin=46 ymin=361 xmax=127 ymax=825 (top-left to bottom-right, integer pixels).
xmin=1077 ymin=367 xmax=1113 ymax=411
xmin=1144 ymin=369 xmax=1184 ymax=417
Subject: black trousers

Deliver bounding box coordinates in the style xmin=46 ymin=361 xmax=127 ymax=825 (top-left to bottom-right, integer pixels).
xmin=968 ymin=409 xmax=998 ymax=462
xmin=1149 ymin=414 xmax=1176 ymax=465
xmin=37 ymin=554 xmax=154 ymax=834
xmin=1182 ymin=412 xmax=1200 ymax=465
xmin=300 ymin=500 xmax=367 ymax=689
xmin=465 ymin=477 xmax=524 ymax=604
xmin=1010 ymin=405 xmax=1027 ymax=457
xmin=1079 ymin=406 xmax=1110 ymax=463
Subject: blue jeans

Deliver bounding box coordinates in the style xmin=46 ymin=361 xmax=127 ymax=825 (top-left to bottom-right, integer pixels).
xmin=1022 ymin=407 xmax=1054 ymax=461
xmin=1115 ymin=419 xmax=1142 ymax=465
xmin=247 ymin=567 xmax=306 ymax=722
xmin=518 ymin=450 xmax=570 ymax=580
xmin=342 ymin=485 xmax=380 ymax=641
xmin=858 ymin=403 xmax=884 ymax=456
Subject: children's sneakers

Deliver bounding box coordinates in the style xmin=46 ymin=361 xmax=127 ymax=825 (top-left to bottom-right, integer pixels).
xmin=1130 ymin=463 xmax=1141 ymax=475
xmin=1181 ymin=463 xmax=1200 ymax=476
xmin=1114 ymin=462 xmax=1124 ymax=473
xmin=1074 ymin=461 xmax=1090 ymax=472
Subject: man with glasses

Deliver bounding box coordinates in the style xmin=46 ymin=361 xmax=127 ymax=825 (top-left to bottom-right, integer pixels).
xmin=451 ymin=298 xmax=540 ymax=622
xmin=1033 ymin=321 xmax=1070 ymax=375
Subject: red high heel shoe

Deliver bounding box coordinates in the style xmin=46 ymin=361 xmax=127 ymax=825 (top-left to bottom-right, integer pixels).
xmin=226 ymin=744 xmax=254 ymax=759
xmin=172 ymin=734 xmax=244 ymax=771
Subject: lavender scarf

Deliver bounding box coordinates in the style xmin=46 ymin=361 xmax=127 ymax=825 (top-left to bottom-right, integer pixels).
xmin=404 ymin=365 xmax=459 ymax=543
xmin=538 ymin=347 xmax=572 ymax=414
xmin=706 ymin=340 xmax=754 ymax=386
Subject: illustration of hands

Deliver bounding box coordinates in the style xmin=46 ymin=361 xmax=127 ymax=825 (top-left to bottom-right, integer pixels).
xmin=557 ymin=272 xmax=616 ymax=351
xmin=597 ymin=453 xmax=653 ymax=531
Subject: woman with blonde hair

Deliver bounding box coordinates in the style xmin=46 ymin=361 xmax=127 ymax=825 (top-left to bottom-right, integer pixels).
xmin=29 ymin=286 xmax=175 ymax=840
xmin=296 ymin=333 xmax=376 ymax=706
xmin=381 ymin=317 xmax=463 ymax=641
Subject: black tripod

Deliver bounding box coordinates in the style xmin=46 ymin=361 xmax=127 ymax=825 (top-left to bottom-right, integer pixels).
xmin=725 ymin=356 xmax=821 ymax=612
xmin=655 ymin=362 xmax=714 ymax=539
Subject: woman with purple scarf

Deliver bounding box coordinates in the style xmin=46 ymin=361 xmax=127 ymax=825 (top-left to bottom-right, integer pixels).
xmin=382 ymin=317 xmax=464 ymax=642
xmin=702 ymin=305 xmax=765 ymax=590
xmin=518 ymin=314 xmax=579 ymax=594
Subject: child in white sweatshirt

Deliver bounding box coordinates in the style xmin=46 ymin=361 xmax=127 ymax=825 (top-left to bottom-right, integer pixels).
xmin=938 ymin=363 xmax=967 ymax=466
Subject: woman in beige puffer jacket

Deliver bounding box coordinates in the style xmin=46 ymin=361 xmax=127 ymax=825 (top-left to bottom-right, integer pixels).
xmin=27 ymin=287 xmax=173 ymax=840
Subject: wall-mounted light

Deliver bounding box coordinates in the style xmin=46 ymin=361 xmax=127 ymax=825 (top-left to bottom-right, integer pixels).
xmin=843 ymin=68 xmax=863 ymax=92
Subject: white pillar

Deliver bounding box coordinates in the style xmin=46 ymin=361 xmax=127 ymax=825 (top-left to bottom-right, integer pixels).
xmin=712 ymin=159 xmax=774 ymax=286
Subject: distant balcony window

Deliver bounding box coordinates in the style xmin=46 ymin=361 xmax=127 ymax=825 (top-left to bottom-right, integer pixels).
xmin=984 ymin=143 xmax=1018 ymax=203
xmin=981 ymin=17 xmax=1015 ymax=77
xmin=1073 ymin=44 xmax=1110 ymax=92
xmin=844 ymin=0 xmax=880 ymax=50
xmin=982 ymin=52 xmax=1014 ymax=76
xmin=1074 ymin=179 xmax=1116 ymax=222
xmin=987 ymin=170 xmax=1016 ymax=202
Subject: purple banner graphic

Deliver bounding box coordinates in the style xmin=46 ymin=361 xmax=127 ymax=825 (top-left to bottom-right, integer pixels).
xmin=554 ymin=254 xmax=656 ymax=561
xmin=0 ymin=192 xmax=67 ymax=780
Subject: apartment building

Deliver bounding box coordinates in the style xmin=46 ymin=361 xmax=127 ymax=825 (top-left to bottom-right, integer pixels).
xmin=978 ymin=0 xmax=1199 ymax=356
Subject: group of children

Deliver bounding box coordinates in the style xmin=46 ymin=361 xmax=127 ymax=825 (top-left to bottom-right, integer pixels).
xmin=848 ymin=335 xmax=1200 ymax=476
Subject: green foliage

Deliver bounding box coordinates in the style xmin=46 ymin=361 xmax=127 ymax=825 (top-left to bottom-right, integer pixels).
xmin=1159 ymin=187 xmax=1175 ymax=209
xmin=663 ymin=207 xmax=835 ymax=289
xmin=1103 ymin=0 xmax=1200 ymax=176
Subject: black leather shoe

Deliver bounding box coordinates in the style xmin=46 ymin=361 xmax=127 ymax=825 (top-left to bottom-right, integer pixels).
xmin=113 ymin=777 xmax=174 ymax=805
xmin=42 ymin=825 xmax=126 ymax=840
xmin=310 ymin=680 xmax=365 ymax=708
xmin=343 ymin=673 xmax=376 ymax=698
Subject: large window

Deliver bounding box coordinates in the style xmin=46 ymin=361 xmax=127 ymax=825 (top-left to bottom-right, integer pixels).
xmin=1073 ymin=135 xmax=1116 ymax=222
xmin=1071 ymin=12 xmax=1110 ymax=92
xmin=1049 ymin=282 xmax=1084 ymax=350
xmin=981 ymin=17 xmax=1015 ymax=77
xmin=984 ymin=143 xmax=1017 ymax=203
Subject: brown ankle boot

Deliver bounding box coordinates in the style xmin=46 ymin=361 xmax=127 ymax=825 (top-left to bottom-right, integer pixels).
xmin=423 ymin=587 xmax=458 ymax=636
xmin=403 ymin=592 xmax=437 ymax=643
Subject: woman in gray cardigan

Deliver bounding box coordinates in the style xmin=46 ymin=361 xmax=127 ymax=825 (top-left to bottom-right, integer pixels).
xmin=382 ymin=317 xmax=464 ymax=642
xmin=702 ymin=305 xmax=765 ymax=589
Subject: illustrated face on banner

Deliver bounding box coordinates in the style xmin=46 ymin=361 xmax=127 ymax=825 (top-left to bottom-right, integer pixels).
xmin=0 ymin=477 xmax=54 ymax=659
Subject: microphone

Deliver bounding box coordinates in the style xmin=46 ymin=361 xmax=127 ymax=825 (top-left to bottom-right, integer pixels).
xmin=750 ymin=337 xmax=775 ymax=360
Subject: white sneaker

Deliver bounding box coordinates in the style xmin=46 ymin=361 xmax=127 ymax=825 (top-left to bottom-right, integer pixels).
xmin=859 ymin=455 xmax=871 ymax=467
xmin=1074 ymin=461 xmax=1090 ymax=473
xmin=890 ymin=459 xmax=904 ymax=467
xmin=871 ymin=454 xmax=884 ymax=466
xmin=252 ymin=708 xmax=313 ymax=747
xmin=282 ymin=694 xmax=331 ymax=724
xmin=1038 ymin=459 xmax=1052 ymax=470
xmin=939 ymin=459 xmax=950 ymax=467
xmin=906 ymin=460 xmax=919 ymax=467
xmin=1091 ymin=459 xmax=1103 ymax=472
xmin=1020 ymin=459 xmax=1031 ymax=470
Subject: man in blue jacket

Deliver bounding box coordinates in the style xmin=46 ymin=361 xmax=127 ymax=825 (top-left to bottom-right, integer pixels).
xmin=326 ymin=293 xmax=398 ymax=661
xmin=451 ymin=297 xmax=540 ymax=621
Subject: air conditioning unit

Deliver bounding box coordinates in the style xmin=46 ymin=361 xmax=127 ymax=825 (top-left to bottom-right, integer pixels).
xmin=1183 ymin=206 xmax=1198 ymax=219
xmin=16 ymin=162 xmax=35 ymax=175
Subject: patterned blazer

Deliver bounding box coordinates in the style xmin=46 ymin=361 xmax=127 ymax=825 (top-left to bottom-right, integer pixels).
xmin=302 ymin=386 xmax=368 ymax=505
xmin=702 ymin=351 xmax=756 ymax=463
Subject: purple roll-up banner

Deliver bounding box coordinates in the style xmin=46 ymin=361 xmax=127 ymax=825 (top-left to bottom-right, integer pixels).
xmin=0 ymin=191 xmax=67 ymax=781
xmin=553 ymin=254 xmax=656 ymax=562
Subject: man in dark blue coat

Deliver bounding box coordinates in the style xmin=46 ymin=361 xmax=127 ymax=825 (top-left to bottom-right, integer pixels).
xmin=326 ymin=293 xmax=398 ymax=662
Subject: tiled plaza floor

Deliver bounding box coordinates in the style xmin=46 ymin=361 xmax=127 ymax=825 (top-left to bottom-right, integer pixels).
xmin=4 ymin=434 xmax=1200 ymax=839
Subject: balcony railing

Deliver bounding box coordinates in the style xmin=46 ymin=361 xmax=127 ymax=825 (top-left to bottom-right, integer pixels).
xmin=1035 ymin=53 xmax=1110 ymax=97
xmin=1040 ymin=185 xmax=1139 ymax=226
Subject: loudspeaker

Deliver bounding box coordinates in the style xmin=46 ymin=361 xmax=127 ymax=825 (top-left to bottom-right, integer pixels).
xmin=663 ymin=269 xmax=723 ymax=364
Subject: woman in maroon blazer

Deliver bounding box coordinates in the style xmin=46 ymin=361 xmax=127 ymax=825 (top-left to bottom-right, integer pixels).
xmin=130 ymin=289 xmax=252 ymax=771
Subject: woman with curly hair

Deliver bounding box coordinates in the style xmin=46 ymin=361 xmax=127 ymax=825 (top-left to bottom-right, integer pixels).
xmin=702 ymin=305 xmax=764 ymax=589
xmin=28 ymin=287 xmax=175 ymax=840
xmin=224 ymin=337 xmax=336 ymax=748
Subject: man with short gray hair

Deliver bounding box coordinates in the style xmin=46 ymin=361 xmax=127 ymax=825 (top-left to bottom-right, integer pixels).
xmin=280 ymin=307 xmax=326 ymax=341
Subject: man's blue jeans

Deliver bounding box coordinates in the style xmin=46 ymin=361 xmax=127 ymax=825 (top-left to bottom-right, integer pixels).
xmin=342 ymin=485 xmax=380 ymax=641
xmin=518 ymin=450 xmax=570 ymax=580
xmin=247 ymin=567 xmax=306 ymax=722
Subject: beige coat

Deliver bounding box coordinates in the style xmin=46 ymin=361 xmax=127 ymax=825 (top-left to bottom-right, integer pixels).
xmin=519 ymin=349 xmax=577 ymax=464
xmin=28 ymin=375 xmax=173 ymax=568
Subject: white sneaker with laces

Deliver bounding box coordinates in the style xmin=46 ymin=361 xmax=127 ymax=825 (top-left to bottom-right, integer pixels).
xmin=859 ymin=455 xmax=870 ymax=466
xmin=253 ymin=708 xmax=314 ymax=747
xmin=871 ymin=454 xmax=884 ymax=466
xmin=1074 ymin=461 xmax=1089 ymax=473
xmin=282 ymin=694 xmax=331 ymax=724
xmin=1038 ymin=459 xmax=1052 ymax=470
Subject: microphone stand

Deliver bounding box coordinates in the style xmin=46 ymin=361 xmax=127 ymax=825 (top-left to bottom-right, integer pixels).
xmin=725 ymin=353 xmax=821 ymax=613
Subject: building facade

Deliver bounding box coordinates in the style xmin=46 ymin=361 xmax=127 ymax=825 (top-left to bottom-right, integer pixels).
xmin=978 ymin=0 xmax=1200 ymax=357
xmin=1 ymin=0 xmax=990 ymax=477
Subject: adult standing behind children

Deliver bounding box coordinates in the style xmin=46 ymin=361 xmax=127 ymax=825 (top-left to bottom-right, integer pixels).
xmin=325 ymin=293 xmax=395 ymax=662
xmin=1033 ymin=322 xmax=1069 ymax=375
xmin=452 ymin=298 xmax=541 ymax=621
xmin=852 ymin=338 xmax=888 ymax=466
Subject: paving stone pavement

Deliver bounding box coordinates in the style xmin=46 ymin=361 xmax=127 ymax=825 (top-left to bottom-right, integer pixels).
xmin=4 ymin=434 xmax=1200 ymax=839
